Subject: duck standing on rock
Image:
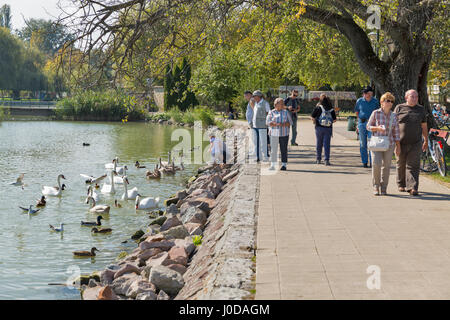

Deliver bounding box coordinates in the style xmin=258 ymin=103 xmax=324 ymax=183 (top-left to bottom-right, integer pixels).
xmin=81 ymin=215 xmax=103 ymax=226
xmin=36 ymin=196 xmax=46 ymax=207
xmin=91 ymin=227 xmax=112 ymax=234
xmin=73 ymin=247 xmax=99 ymax=257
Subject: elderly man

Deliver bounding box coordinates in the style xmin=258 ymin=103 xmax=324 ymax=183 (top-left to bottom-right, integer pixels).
xmin=245 ymin=90 xmax=258 ymax=159
xmin=284 ymin=89 xmax=301 ymax=146
xmin=252 ymin=90 xmax=270 ymax=162
xmin=394 ymin=89 xmax=428 ymax=196
xmin=354 ymin=86 xmax=379 ymax=168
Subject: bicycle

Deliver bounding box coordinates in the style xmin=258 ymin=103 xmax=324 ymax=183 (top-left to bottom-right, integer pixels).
xmin=420 ymin=129 xmax=448 ymax=177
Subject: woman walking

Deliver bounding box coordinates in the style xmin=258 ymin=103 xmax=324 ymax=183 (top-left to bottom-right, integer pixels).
xmin=366 ymin=92 xmax=401 ymax=195
xmin=311 ymin=94 xmax=337 ymax=165
xmin=266 ymin=98 xmax=292 ymax=171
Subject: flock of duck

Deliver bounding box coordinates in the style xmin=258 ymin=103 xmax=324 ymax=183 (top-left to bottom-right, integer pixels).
xmin=11 ymin=153 xmax=185 ymax=257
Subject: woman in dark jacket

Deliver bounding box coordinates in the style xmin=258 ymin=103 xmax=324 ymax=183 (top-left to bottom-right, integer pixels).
xmin=311 ymin=94 xmax=337 ymax=165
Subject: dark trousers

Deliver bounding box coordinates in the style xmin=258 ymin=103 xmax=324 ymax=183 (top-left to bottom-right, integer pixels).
xmin=315 ymin=126 xmax=332 ymax=161
xmin=396 ymin=140 xmax=422 ymax=191
xmin=270 ymin=135 xmax=289 ymax=164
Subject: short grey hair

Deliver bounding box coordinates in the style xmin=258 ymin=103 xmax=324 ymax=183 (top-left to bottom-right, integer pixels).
xmin=274 ymin=98 xmax=284 ymax=106
xmin=405 ymin=89 xmax=418 ymax=98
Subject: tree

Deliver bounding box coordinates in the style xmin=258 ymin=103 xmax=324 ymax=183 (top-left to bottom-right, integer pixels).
xmin=164 ymin=64 xmax=175 ymax=110
xmin=0 ymin=4 xmax=11 ymax=29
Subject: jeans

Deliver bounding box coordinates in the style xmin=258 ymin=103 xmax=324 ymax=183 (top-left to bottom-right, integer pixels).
xmin=396 ymin=140 xmax=422 ymax=191
xmin=315 ymin=126 xmax=332 ymax=161
xmin=358 ymin=121 xmax=372 ymax=165
xmin=253 ymin=128 xmax=268 ymax=161
xmin=291 ymin=117 xmax=298 ymax=144
xmin=371 ymin=145 xmax=395 ymax=192
xmin=270 ymin=135 xmax=289 ymax=166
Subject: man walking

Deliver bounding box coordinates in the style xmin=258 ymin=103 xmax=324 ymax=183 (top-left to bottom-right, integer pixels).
xmin=394 ymin=89 xmax=428 ymax=196
xmin=284 ymin=89 xmax=301 ymax=146
xmin=252 ymin=90 xmax=270 ymax=162
xmin=354 ymin=86 xmax=379 ymax=167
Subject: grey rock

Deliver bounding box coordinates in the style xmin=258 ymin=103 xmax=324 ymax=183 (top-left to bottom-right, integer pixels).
xmin=100 ymin=269 xmax=116 ymax=285
xmin=174 ymin=238 xmax=196 ymax=256
xmin=149 ymin=215 xmax=167 ymax=226
xmin=149 ymin=265 xmax=185 ymax=295
xmin=88 ymin=279 xmax=99 ymax=288
xmin=161 ymin=225 xmax=190 ymax=239
xmin=180 ymin=206 xmax=207 ymax=226
xmin=145 ymin=251 xmax=171 ymax=267
xmin=160 ymin=215 xmax=182 ymax=232
xmin=114 ymin=263 xmax=141 ymax=279
xmin=139 ymin=239 xmax=175 ymax=251
xmin=136 ymin=291 xmax=158 ymax=300
xmin=131 ymin=229 xmax=145 ymax=240
xmin=166 ymin=203 xmax=180 ymax=214
xmin=176 ymin=190 xmax=188 ymax=201
xmin=125 ymin=278 xmax=156 ymax=298
xmin=141 ymin=266 xmax=152 ymax=280
xmin=111 ymin=273 xmax=140 ymax=296
xmin=157 ymin=290 xmax=170 ymax=300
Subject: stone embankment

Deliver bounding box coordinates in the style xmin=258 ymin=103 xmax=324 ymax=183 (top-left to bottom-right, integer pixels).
xmin=81 ymin=129 xmax=259 ymax=300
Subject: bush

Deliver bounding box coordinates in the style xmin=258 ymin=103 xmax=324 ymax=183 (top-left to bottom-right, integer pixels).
xmin=167 ymin=107 xmax=184 ymax=123
xmin=182 ymin=111 xmax=196 ymax=125
xmin=55 ymin=90 xmax=146 ymax=121
xmin=193 ymin=106 xmax=215 ymax=126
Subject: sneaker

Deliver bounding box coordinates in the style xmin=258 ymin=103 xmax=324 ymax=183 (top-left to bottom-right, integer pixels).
xmin=291 ymin=142 xmax=299 ymax=146
xmin=316 ymin=160 xmax=321 ymax=164
xmin=398 ymin=187 xmax=406 ymax=192
xmin=280 ymin=166 xmax=287 ymax=171
xmin=268 ymin=165 xmax=275 ymax=171
xmin=409 ymin=189 xmax=419 ymax=196
xmin=380 ymin=191 xmax=387 ymax=196
xmin=373 ymin=187 xmax=380 ymax=196
xmin=325 ymin=161 xmax=331 ymax=166
xmin=363 ymin=163 xmax=368 ymax=168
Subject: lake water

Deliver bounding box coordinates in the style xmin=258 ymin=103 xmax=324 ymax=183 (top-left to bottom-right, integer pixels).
xmin=0 ymin=121 xmax=207 ymax=299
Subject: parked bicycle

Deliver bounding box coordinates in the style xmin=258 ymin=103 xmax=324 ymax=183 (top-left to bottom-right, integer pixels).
xmin=420 ymin=129 xmax=448 ymax=177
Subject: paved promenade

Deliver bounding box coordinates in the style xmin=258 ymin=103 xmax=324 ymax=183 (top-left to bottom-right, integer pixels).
xmin=255 ymin=119 xmax=450 ymax=299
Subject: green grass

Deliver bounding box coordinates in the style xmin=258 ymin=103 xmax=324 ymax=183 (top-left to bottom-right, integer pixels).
xmin=428 ymin=150 xmax=450 ymax=184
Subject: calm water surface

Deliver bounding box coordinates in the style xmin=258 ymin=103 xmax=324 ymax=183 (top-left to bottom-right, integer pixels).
xmin=0 ymin=121 xmax=206 ymax=299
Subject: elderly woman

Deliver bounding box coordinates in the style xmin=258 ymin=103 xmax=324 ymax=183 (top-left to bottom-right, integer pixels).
xmin=266 ymin=98 xmax=292 ymax=171
xmin=367 ymin=92 xmax=401 ymax=195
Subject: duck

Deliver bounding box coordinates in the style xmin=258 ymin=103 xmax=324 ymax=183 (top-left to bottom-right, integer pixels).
xmin=19 ymin=205 xmax=40 ymax=215
xmin=36 ymin=196 xmax=46 ymax=207
xmin=121 ymin=176 xmax=138 ymax=200
xmin=86 ymin=185 xmax=101 ymax=203
xmin=42 ymin=174 xmax=66 ymax=197
xmin=114 ymin=199 xmax=122 ymax=208
xmin=49 ymin=223 xmax=65 ymax=232
xmin=91 ymin=227 xmax=112 ymax=234
xmin=159 ymin=163 xmax=176 ymax=175
xmin=80 ymin=173 xmax=107 ymax=185
xmin=101 ymin=170 xmax=116 ymax=194
xmin=135 ymin=161 xmax=146 ymax=168
xmin=135 ymin=194 xmax=160 ymax=210
xmin=82 ymin=143 xmax=90 ymax=146
xmin=10 ymin=173 xmax=25 ymax=187
xmin=94 ymin=183 xmax=100 ymax=189
xmin=73 ymin=247 xmax=99 ymax=257
xmin=146 ymin=165 xmax=161 ymax=179
xmin=81 ymin=215 xmax=103 ymax=226
xmin=86 ymin=196 xmax=110 ymax=214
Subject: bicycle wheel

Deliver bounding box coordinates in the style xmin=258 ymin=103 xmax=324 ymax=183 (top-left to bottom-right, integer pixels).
xmin=434 ymin=143 xmax=447 ymax=177
xmin=420 ymin=149 xmax=438 ymax=172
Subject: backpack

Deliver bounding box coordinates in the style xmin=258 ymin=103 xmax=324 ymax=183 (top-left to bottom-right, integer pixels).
xmin=318 ymin=105 xmax=333 ymax=127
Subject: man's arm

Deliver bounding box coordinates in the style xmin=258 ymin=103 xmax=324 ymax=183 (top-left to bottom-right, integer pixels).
xmin=421 ymin=122 xmax=428 ymax=152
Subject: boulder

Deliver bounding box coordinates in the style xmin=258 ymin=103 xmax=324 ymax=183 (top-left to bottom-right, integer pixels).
xmin=88 ymin=279 xmax=99 ymax=288
xmin=139 ymin=239 xmax=175 ymax=252
xmin=136 ymin=291 xmax=158 ymax=300
xmin=149 ymin=265 xmax=185 ymax=295
xmin=222 ymin=169 xmax=239 ymax=183
xmin=160 ymin=215 xmax=182 ymax=232
xmin=111 ymin=273 xmax=140 ymax=296
xmin=176 ymin=190 xmax=188 ymax=201
xmin=131 ymin=229 xmax=145 ymax=240
xmin=138 ymin=248 xmax=162 ymax=262
xmin=82 ymin=286 xmax=102 ymax=300
xmin=97 ymin=285 xmax=118 ymax=300
xmin=174 ymin=238 xmax=196 ymax=256
xmin=180 ymin=206 xmax=207 ymax=226
xmin=114 ymin=263 xmax=141 ymax=279
xmin=145 ymin=252 xmax=171 ymax=267
xmin=161 ymin=225 xmax=190 ymax=239
xmin=141 ymin=266 xmax=152 ymax=280
xmin=166 ymin=203 xmax=180 ymax=214
xmin=149 ymin=216 xmax=167 ymax=226
xmin=184 ymin=222 xmax=203 ymax=236
xmin=125 ymin=279 xmax=156 ymax=299
xmin=164 ymin=197 xmax=178 ymax=207
xmin=166 ymin=264 xmax=187 ymax=275
xmin=100 ymin=269 xmax=116 ymax=285
xmin=168 ymin=246 xmax=188 ymax=266
xmin=157 ymin=290 xmax=170 ymax=300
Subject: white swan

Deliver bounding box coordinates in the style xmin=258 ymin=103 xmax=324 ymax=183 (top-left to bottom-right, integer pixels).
xmin=135 ymin=194 xmax=160 ymax=210
xmin=101 ymin=170 xmax=116 ymax=194
xmin=121 ymin=176 xmax=138 ymax=200
xmin=86 ymin=185 xmax=100 ymax=203
xmin=105 ymin=157 xmax=118 ymax=170
xmin=113 ymin=167 xmax=127 ymax=184
xmin=42 ymin=174 xmax=66 ymax=197
xmin=86 ymin=196 xmax=110 ymax=214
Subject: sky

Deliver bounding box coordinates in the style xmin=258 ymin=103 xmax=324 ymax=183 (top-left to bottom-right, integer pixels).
xmin=4 ymin=0 xmax=62 ymax=31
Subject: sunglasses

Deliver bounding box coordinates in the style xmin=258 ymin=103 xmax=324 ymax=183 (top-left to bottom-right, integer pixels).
xmin=385 ymin=100 xmax=394 ymax=103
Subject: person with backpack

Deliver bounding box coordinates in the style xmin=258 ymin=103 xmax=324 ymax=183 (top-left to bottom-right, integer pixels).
xmin=311 ymin=94 xmax=337 ymax=166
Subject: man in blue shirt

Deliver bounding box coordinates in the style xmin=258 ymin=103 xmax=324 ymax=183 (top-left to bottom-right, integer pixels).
xmin=354 ymin=86 xmax=379 ymax=167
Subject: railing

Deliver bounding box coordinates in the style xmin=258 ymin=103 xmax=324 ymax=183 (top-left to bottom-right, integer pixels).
xmin=0 ymin=100 xmax=57 ymax=109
